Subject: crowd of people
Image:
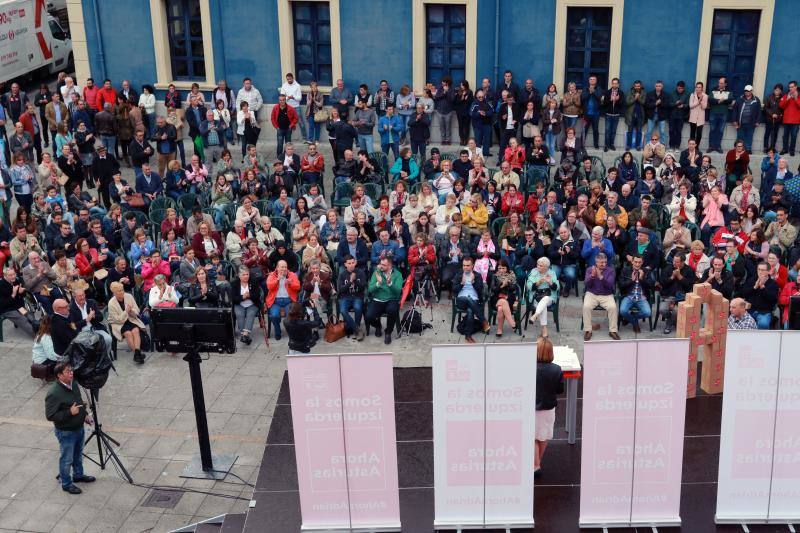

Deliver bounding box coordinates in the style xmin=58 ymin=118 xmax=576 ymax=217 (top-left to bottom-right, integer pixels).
xmin=1 ymin=69 xmax=799 ymax=371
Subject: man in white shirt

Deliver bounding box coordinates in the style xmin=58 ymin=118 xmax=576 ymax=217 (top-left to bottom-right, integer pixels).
xmin=280 ymin=72 xmax=307 ymax=142
xmin=236 ymin=77 xmax=263 ymax=116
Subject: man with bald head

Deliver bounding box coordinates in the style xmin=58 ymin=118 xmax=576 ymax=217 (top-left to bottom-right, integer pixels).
xmin=51 ymin=299 xmax=78 ymax=355
xmin=727 ymin=297 xmax=757 ymax=330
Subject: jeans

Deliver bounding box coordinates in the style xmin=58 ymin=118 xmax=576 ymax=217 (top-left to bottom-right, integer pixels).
xmin=54 ymin=427 xmax=85 ymax=488
xmin=709 ymin=113 xmax=727 ymax=150
xmin=176 ymin=137 xmax=187 ymax=166
xmin=358 ymin=134 xmax=374 ymax=153
xmin=668 ymin=117 xmax=684 ymax=148
xmin=456 ymin=296 xmax=485 ymax=336
xmin=437 ymin=111 xmax=454 ymax=142
xmin=737 ymin=125 xmax=755 ymax=152
xmin=647 ymin=118 xmax=666 ymax=143
xmin=146 ymin=112 xmax=157 ymax=139
xmin=339 ymin=296 xmax=363 ymax=333
xmin=620 ymin=296 xmax=652 ymax=324
xmin=366 ymin=299 xmax=399 ymax=335
xmin=545 ymin=131 xmax=557 ymax=158
xmin=563 ymin=116 xmax=578 ymax=129
xmin=585 ymin=115 xmax=600 ymax=148
xmin=295 ymin=106 xmax=308 ymax=139
xmin=269 ymin=297 xmax=292 ymax=338
xmin=626 ymin=125 xmax=642 ymax=150
xmin=410 ymin=141 xmax=426 ymax=158
xmin=604 ymin=115 xmax=620 ymax=148
xmin=751 ymin=311 xmax=773 ymax=330
xmin=308 ymin=118 xmax=322 ymax=142
xmin=234 ymin=304 xmax=258 ymax=335
xmin=381 ymin=142 xmax=399 ymax=160
xmin=552 ymin=264 xmax=577 ymax=292
xmin=474 ymin=123 xmax=493 ymax=155
xmin=782 ymin=124 xmax=799 ymax=154
xmin=276 ymin=128 xmax=292 ymax=157
xmin=398 ymin=114 xmax=411 ymax=141
xmin=100 ymin=135 xmax=117 ymax=156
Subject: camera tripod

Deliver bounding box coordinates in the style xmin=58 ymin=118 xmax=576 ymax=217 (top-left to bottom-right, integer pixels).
xmin=82 ymin=388 xmax=132 ymax=483
xmin=400 ymin=275 xmax=437 ymax=337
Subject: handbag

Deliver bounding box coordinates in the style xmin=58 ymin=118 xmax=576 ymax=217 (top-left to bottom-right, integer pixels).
xmin=94 ymin=268 xmax=109 ymax=281
xmin=324 ymin=315 xmax=346 ymax=343
xmin=314 ymin=107 xmax=330 ymax=122
xmin=126 ymin=193 xmax=146 ymax=208
xmin=57 ymin=174 xmax=69 ymax=186
xmin=522 ymin=123 xmax=540 ymax=139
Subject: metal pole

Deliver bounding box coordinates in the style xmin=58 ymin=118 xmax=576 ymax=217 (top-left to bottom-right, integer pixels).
xmin=184 ymin=348 xmax=213 ymax=472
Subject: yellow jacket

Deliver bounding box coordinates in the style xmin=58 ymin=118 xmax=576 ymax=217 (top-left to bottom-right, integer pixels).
xmin=462 ymin=204 xmax=489 ymax=229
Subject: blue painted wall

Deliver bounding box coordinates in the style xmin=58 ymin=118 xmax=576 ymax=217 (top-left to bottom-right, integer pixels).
xmin=765 ymin=0 xmax=800 ymax=99
xmin=339 ymin=0 xmax=413 ymax=93
xmin=78 ymin=0 xmax=800 ymax=104
xmin=619 ymin=0 xmax=703 ymax=89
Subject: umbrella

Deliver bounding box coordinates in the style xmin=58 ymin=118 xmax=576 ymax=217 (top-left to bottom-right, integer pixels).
xmin=399 ymin=272 xmax=414 ymax=308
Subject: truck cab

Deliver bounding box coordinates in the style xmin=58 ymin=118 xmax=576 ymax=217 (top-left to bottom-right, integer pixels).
xmin=46 ymin=15 xmax=71 ymax=73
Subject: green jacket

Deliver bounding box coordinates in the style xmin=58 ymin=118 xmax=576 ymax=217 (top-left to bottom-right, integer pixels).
xmin=45 ymin=380 xmax=86 ymax=431
xmin=367 ymin=268 xmax=403 ymax=301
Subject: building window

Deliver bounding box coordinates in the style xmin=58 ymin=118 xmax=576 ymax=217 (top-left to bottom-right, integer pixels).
xmin=565 ymin=7 xmax=611 ymax=89
xmin=292 ymin=2 xmax=332 ymax=86
xmin=708 ymin=9 xmax=760 ymax=96
xmin=425 ymin=4 xmax=466 ymax=84
xmin=165 ymin=0 xmax=206 ymax=81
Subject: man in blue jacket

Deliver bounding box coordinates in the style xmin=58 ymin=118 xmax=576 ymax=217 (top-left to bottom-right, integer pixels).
xmin=336 ymin=227 xmax=369 ymax=270
xmin=135 ymin=163 xmax=163 ymax=208
xmin=378 ymin=104 xmax=403 ymax=161
xmin=470 ymin=90 xmax=494 ymax=157
xmin=581 ymin=226 xmax=615 ymax=267
xmin=732 ymin=85 xmax=761 ymax=152
xmin=371 ymin=229 xmax=402 ymax=266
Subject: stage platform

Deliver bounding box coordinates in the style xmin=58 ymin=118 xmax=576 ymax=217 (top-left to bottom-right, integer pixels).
xmin=243 ymin=367 xmax=797 ymax=533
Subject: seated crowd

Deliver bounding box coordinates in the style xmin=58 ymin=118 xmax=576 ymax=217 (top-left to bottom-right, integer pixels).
xmin=2 ymin=72 xmax=800 ymax=369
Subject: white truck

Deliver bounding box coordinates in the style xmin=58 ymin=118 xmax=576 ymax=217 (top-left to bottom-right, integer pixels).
xmin=0 ymin=0 xmax=72 ymax=84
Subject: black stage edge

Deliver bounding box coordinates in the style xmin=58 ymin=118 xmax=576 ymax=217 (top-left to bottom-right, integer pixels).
xmin=243 ymin=366 xmax=798 ymax=533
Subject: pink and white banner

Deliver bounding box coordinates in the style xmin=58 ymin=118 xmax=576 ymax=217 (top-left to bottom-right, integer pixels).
xmin=580 ymin=339 xmax=689 ymax=528
xmin=432 ymin=344 xmax=536 ymax=529
xmin=716 ymin=331 xmax=800 ymax=524
xmin=287 ymin=353 xmax=400 ymax=531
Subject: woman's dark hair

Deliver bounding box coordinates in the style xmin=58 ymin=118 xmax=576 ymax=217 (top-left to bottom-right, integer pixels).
xmin=35 ymin=315 xmax=52 ymax=343
xmin=751 ymin=230 xmax=766 ymax=245
xmin=496 ymin=258 xmax=510 ymax=271
xmin=287 ymin=302 xmax=305 ymax=321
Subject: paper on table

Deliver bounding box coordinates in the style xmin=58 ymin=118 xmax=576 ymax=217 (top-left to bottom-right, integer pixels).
xmin=554 ymin=346 xmax=581 ymax=372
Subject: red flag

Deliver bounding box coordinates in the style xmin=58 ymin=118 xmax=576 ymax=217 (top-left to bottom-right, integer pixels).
xmin=399 ymin=273 xmax=414 ymax=308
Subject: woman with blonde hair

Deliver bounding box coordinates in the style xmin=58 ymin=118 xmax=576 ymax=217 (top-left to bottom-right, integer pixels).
xmin=107 ymin=281 xmax=146 ymax=363
xmin=535 ymin=336 xmax=563 ymax=477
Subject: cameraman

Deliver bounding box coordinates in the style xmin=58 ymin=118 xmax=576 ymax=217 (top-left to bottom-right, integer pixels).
xmin=409 ymin=233 xmax=437 ymax=301
xmin=337 ymin=255 xmax=366 ymax=340
xmin=285 ymin=302 xmax=319 ymax=354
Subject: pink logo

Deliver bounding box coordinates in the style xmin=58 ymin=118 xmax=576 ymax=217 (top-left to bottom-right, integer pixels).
xmin=445 ymin=359 xmax=470 ymax=381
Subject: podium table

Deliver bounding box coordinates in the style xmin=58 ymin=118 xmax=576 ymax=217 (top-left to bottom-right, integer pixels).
xmin=554 ymin=345 xmax=581 ymax=445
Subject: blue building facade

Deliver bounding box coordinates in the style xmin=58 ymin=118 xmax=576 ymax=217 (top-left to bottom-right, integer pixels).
xmin=68 ymin=0 xmax=797 ymax=104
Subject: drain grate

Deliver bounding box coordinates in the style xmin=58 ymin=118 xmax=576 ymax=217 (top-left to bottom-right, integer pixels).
xmin=142 ymin=489 xmax=184 ymax=509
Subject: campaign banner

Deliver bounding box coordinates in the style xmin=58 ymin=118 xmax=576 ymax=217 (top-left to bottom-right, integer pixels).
xmin=579 ymin=341 xmax=638 ymax=527
xmin=715 ymin=331 xmax=781 ymax=523
xmin=433 ymin=344 xmax=487 ymax=527
xmin=287 ymin=353 xmax=401 ymax=531
xmin=339 ymin=354 xmax=401 ymax=529
xmin=484 ymin=344 xmax=536 ymax=527
xmin=630 ymin=339 xmax=689 ymax=525
xmin=287 ymin=355 xmax=351 ymax=530
xmin=580 ymin=339 xmax=689 ymax=528
xmin=768 ymin=331 xmax=800 ymax=521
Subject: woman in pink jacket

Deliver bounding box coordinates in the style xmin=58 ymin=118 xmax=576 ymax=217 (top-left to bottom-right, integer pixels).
xmin=688 ymin=82 xmax=709 ymax=145
xmin=700 ymin=185 xmax=728 ymax=245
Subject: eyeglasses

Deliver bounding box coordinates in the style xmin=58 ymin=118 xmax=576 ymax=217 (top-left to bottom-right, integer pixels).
xmin=651 ymin=138 xmax=658 ymax=141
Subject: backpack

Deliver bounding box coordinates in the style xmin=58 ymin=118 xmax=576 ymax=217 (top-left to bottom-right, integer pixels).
xmin=456 ymin=316 xmax=483 ymax=337
xmin=400 ymin=310 xmax=431 ymax=334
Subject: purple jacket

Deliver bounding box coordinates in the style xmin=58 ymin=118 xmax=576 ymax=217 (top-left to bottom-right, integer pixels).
xmin=584 ymin=266 xmax=615 ymax=296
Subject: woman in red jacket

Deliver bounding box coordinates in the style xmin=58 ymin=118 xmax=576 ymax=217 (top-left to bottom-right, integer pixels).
xmin=778 ymin=280 xmax=800 ymax=327
xmin=75 ymin=238 xmax=103 ymax=278
xmin=503 ymin=137 xmax=526 ymax=172
xmin=501 ymin=183 xmax=525 ymax=216
xmin=191 ymin=221 xmax=225 ymax=262
xmin=265 ymin=259 xmax=301 ymax=340
xmin=767 ymin=250 xmax=788 ymax=291
xmin=407 ymin=233 xmax=437 ymax=302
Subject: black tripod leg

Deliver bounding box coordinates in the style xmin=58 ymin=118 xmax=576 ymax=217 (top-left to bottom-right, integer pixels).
xmin=97 ymin=432 xmax=133 ymax=483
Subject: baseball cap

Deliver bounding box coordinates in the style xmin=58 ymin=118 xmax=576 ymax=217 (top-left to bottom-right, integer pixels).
xmin=744 ymin=85 xmax=754 ymax=92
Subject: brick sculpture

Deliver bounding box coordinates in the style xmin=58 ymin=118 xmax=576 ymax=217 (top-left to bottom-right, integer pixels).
xmin=676 ymin=283 xmax=729 ymax=398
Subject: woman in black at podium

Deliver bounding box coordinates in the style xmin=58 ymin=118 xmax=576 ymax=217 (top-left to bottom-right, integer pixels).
xmin=535 ymin=337 xmax=563 ymax=478
xmin=284 ymin=302 xmax=318 ymax=354
xmin=187 ymin=267 xmax=219 ymax=308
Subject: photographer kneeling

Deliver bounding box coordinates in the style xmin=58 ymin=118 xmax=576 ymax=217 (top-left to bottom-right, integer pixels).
xmin=285 ymin=302 xmax=318 ymax=355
